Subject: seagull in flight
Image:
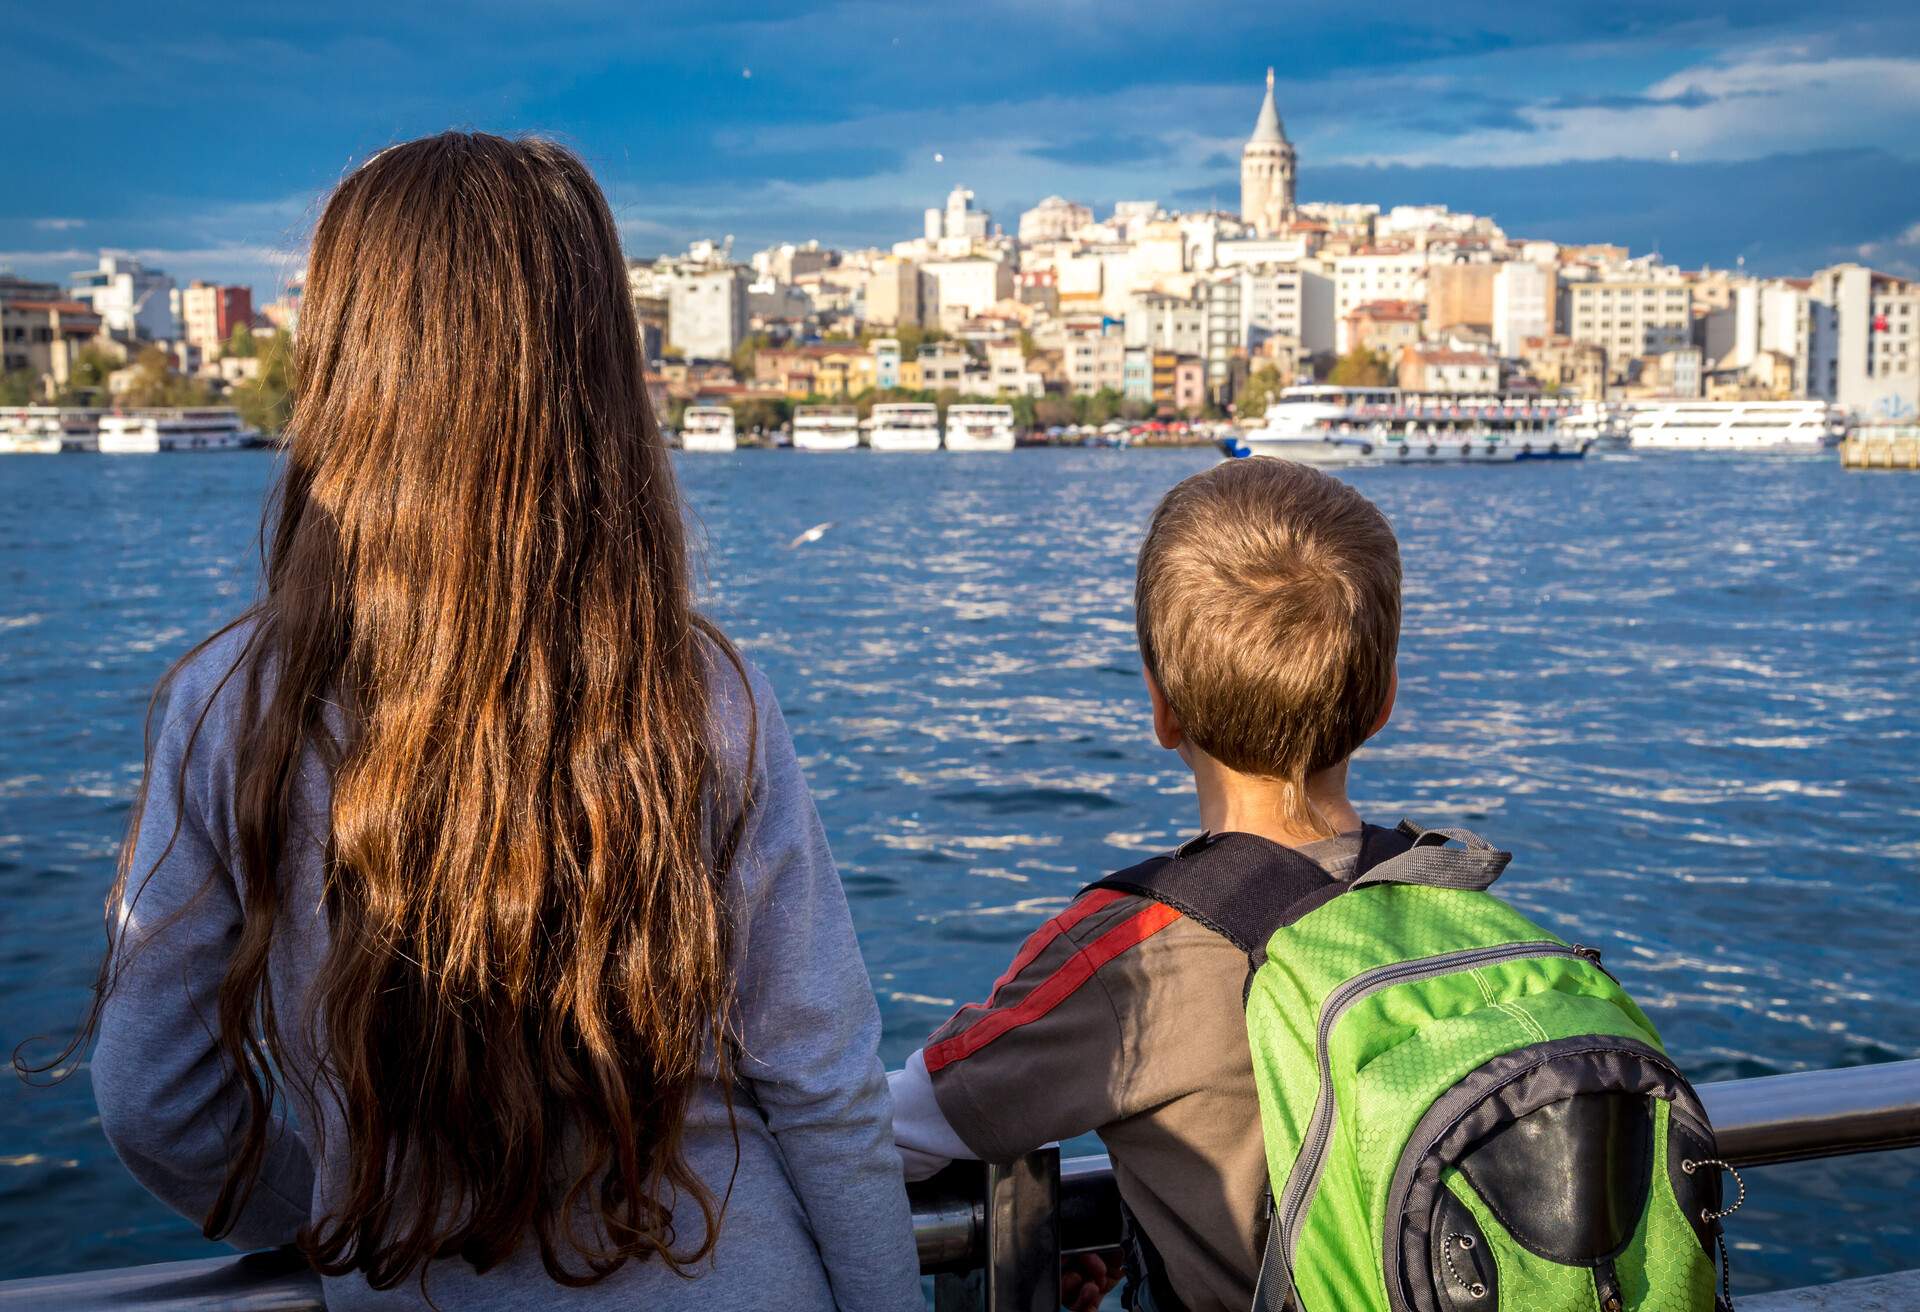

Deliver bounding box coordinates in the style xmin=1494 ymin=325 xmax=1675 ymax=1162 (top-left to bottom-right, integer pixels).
xmin=788 ymin=521 xmax=834 ymax=549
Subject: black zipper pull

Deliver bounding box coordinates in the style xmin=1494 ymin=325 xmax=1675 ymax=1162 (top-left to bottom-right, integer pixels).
xmin=1573 ymin=942 xmax=1622 ymax=985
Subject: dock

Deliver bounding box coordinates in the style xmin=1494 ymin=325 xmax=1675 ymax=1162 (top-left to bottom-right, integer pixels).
xmin=1842 ymin=427 xmax=1920 ymax=469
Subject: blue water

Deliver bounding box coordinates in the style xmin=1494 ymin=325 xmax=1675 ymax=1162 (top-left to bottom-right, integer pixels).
xmin=2 ymin=449 xmax=1916 ymax=1293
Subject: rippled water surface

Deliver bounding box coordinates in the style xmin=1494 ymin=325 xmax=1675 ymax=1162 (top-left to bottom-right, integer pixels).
xmin=2 ymin=450 xmax=1915 ymax=1291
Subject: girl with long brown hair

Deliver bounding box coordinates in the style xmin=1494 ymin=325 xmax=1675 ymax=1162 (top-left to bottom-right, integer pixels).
xmin=65 ymin=133 xmax=921 ymax=1307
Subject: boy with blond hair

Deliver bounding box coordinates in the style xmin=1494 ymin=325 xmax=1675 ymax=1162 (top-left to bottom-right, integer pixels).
xmin=890 ymin=458 xmax=1404 ymax=1310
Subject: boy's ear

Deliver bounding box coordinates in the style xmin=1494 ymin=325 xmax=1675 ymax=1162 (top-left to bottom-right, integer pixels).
xmin=1144 ymin=667 xmax=1184 ymax=751
xmin=1368 ymin=666 xmax=1398 ymax=739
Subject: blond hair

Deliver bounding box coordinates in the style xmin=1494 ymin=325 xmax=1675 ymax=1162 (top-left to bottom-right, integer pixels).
xmin=1136 ymin=459 xmax=1401 ymax=834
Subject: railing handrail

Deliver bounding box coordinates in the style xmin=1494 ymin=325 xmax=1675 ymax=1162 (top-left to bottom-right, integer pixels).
xmin=3 ymin=1059 xmax=1916 ymax=1307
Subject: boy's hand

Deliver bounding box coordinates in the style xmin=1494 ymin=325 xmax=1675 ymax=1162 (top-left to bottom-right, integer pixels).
xmin=1060 ymin=1250 xmax=1123 ymax=1311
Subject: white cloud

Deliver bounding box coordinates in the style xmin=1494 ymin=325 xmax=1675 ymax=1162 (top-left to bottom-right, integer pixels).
xmin=1342 ymin=47 xmax=1920 ymax=167
xmin=31 ymin=218 xmax=86 ymax=232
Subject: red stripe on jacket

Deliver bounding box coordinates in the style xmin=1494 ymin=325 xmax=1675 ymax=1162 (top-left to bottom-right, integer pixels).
xmin=924 ymin=901 xmax=1181 ymax=1074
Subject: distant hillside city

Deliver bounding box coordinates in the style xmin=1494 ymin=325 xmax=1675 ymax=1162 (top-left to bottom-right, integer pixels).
xmin=4 ymin=70 xmax=1916 ymax=429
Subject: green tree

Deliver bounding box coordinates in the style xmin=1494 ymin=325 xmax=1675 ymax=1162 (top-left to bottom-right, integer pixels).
xmin=225 ymin=324 xmax=258 ymax=358
xmin=52 ymin=346 xmax=120 ymax=406
xmin=1326 ymin=347 xmax=1393 ymax=387
xmin=0 ymin=370 xmax=37 ymax=405
xmin=1033 ymin=394 xmax=1073 ymax=428
xmin=230 ymin=332 xmax=294 ymax=434
xmin=729 ymin=332 xmax=769 ymax=380
xmin=120 ymin=347 xmax=214 ymax=407
xmin=1234 ymin=364 xmax=1287 ymax=420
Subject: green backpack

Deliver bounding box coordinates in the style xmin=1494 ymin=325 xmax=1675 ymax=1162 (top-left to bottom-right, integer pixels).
xmin=1088 ymin=821 xmax=1737 ymax=1312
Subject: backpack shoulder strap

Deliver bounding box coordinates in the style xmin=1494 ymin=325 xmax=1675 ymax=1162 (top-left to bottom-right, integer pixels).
xmin=1083 ymin=824 xmax=1416 ymax=963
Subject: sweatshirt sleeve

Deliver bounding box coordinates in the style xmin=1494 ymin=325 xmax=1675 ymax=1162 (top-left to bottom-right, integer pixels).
xmin=727 ymin=668 xmax=923 ymax=1311
xmin=921 ymin=889 xmax=1173 ymax=1163
xmin=90 ymin=656 xmax=316 ymax=1250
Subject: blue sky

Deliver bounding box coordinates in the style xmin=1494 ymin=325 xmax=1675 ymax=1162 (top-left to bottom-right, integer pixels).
xmin=5 ymin=1 xmax=1919 ymax=295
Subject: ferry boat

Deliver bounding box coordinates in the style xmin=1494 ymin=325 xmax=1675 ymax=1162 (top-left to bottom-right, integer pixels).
xmin=944 ymin=404 xmax=1017 ymax=452
xmin=1222 ymin=385 xmax=1587 ymax=465
xmin=790 ymin=405 xmax=860 ymax=452
xmin=96 ymin=408 xmax=259 ymax=454
xmin=678 ymin=405 xmax=738 ymax=452
xmin=1560 ymin=401 xmax=1630 ymax=452
xmin=0 ymin=406 xmax=102 ymax=454
xmin=1625 ymin=400 xmax=1844 ymax=453
xmin=868 ymin=402 xmax=941 ymax=452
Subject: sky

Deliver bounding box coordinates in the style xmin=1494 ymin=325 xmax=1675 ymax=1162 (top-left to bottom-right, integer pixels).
xmin=4 ymin=1 xmax=1920 ymax=296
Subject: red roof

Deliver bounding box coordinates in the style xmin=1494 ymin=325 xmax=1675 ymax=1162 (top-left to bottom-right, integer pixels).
xmin=8 ymin=299 xmax=96 ymax=315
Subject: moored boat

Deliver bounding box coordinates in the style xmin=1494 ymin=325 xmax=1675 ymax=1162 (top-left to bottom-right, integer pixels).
xmin=678 ymin=405 xmax=738 ymax=452
xmin=944 ymin=404 xmax=1016 ymax=452
xmin=2 ymin=406 xmax=105 ymax=453
xmin=1223 ymin=385 xmax=1588 ymax=465
xmin=96 ymin=408 xmax=258 ymax=454
xmin=1625 ymin=400 xmax=1845 ymax=453
xmin=868 ymin=402 xmax=941 ymax=452
xmin=791 ymin=405 xmax=860 ymax=452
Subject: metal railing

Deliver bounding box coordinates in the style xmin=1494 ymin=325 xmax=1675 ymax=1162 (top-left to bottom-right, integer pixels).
xmin=3 ymin=1059 xmax=1916 ymax=1309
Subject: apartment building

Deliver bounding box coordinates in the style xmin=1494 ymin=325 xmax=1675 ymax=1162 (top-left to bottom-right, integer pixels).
xmin=1564 ymin=280 xmax=1692 ymax=374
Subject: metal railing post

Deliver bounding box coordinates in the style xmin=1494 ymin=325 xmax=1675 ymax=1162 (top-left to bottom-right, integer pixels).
xmin=984 ymin=1147 xmax=1061 ymax=1312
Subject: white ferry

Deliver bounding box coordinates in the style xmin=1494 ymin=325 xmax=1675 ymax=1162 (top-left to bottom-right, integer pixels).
xmin=944 ymin=404 xmax=1017 ymax=452
xmin=868 ymin=402 xmax=941 ymax=452
xmin=1 ymin=406 xmax=102 ymax=454
xmin=791 ymin=405 xmax=861 ymax=452
xmin=1625 ymin=401 xmax=1844 ymax=454
xmin=1560 ymin=401 xmax=1631 ymax=452
xmin=1224 ymin=385 xmax=1588 ymax=465
xmin=97 ymin=408 xmax=259 ymax=454
xmin=678 ymin=406 xmax=738 ymax=452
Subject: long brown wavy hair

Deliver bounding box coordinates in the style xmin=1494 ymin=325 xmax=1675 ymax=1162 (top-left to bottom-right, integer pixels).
xmin=39 ymin=132 xmax=751 ymax=1289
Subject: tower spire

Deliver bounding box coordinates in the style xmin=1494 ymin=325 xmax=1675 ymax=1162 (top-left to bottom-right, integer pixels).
xmin=1250 ymin=68 xmax=1286 ymax=144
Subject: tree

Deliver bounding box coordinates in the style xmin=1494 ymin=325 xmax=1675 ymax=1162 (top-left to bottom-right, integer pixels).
xmin=120 ymin=346 xmax=214 ymax=408
xmin=1234 ymin=364 xmax=1287 ymax=420
xmin=1326 ymin=347 xmax=1393 ymax=387
xmin=0 ymin=370 xmax=36 ymax=406
xmin=225 ymin=324 xmax=258 ymax=358
xmin=730 ymin=332 xmax=769 ymax=381
xmin=1033 ymin=394 xmax=1074 ymax=428
xmin=230 ymin=332 xmax=294 ymax=434
xmin=52 ymin=346 xmax=120 ymax=406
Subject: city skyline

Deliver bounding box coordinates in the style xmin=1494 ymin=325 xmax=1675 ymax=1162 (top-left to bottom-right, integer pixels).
xmin=5 ymin=2 xmax=1920 ymax=294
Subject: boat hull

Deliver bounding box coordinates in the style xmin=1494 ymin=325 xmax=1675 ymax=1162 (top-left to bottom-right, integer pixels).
xmin=679 ymin=434 xmax=738 ymax=452
xmin=792 ymin=433 xmax=860 ymax=452
xmin=944 ymin=432 xmax=1016 ymax=452
xmin=869 ymin=430 xmax=941 ymax=452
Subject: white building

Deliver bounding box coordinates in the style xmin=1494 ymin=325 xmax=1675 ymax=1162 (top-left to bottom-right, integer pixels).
xmin=1492 ymin=262 xmax=1555 ymax=358
xmin=1218 ymin=236 xmax=1315 ymax=268
xmin=1564 ymin=280 xmax=1693 ymax=371
xmin=1808 ymin=264 xmax=1920 ymax=420
xmin=69 ymin=254 xmax=175 ymax=340
xmin=1240 ymin=264 xmax=1336 ymax=357
xmin=1064 ymin=320 xmax=1127 ymax=395
xmin=1125 ymin=291 xmax=1205 ymax=356
xmin=665 ymin=265 xmax=748 ymax=360
xmin=929 ymin=186 xmax=990 ymax=243
xmin=1019 ymin=196 xmax=1093 ymax=244
xmin=1332 ymin=251 xmax=1428 ymax=350
xmin=1702 ymin=279 xmax=1811 ymax=392
xmin=924 ymin=258 xmax=1014 ymax=326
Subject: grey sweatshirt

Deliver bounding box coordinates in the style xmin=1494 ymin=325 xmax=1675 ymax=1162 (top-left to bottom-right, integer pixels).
xmin=91 ymin=624 xmax=924 ymax=1310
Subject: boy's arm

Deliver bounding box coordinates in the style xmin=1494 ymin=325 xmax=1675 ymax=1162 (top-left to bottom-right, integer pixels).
xmin=899 ymin=889 xmax=1175 ymax=1167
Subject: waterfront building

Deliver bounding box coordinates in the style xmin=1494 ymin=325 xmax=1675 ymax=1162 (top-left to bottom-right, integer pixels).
xmin=1019 ymin=196 xmax=1093 ymax=244
xmin=1240 ymin=263 xmax=1336 ymax=357
xmin=1564 ymin=279 xmax=1692 ymax=378
xmin=1125 ymin=291 xmax=1205 ymax=357
xmin=1492 ymin=262 xmax=1556 ymax=358
xmin=1200 ymin=271 xmax=1245 ymax=401
xmin=1332 ymin=250 xmax=1428 ymax=350
xmin=1346 ymin=300 xmax=1424 ymax=357
xmin=1519 ymin=334 xmax=1608 ymax=401
xmin=1239 ymin=68 xmax=1297 ymax=237
xmin=178 ymin=281 xmax=253 ymax=354
xmin=1122 ymin=347 xmax=1151 ymax=403
xmin=1426 ymin=263 xmax=1496 ymax=335
xmin=873 ymin=337 xmax=902 ymax=390
xmin=915 ymin=342 xmax=970 ymax=391
xmin=985 ymin=342 xmax=1043 ymax=396
xmin=1064 ymin=318 xmax=1126 ymax=395
xmin=1808 ymin=264 xmax=1920 ymax=420
xmin=1398 ymin=347 xmax=1499 ymax=394
xmin=1701 ymin=279 xmax=1811 ymax=396
xmin=664 ymin=264 xmax=748 ymax=361
xmin=923 ymin=257 xmax=1014 ymax=327
xmin=0 ymin=294 xmax=102 ymax=388
xmin=68 ymin=254 xmax=175 ymax=340
xmin=867 ymin=257 xmax=934 ymax=328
